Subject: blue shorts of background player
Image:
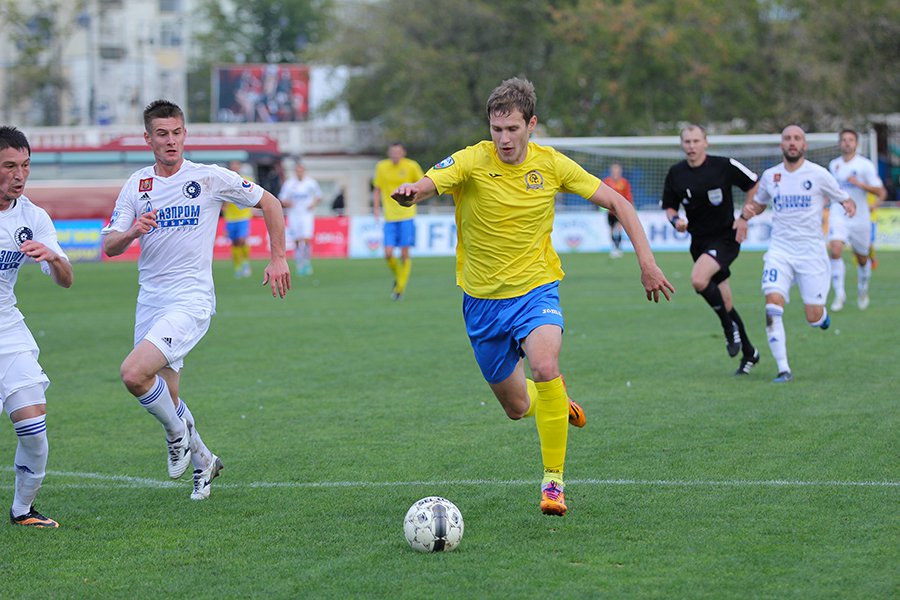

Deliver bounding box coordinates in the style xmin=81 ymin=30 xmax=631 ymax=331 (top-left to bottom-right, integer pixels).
xmin=383 ymin=219 xmax=416 ymax=248
xmin=226 ymin=219 xmax=250 ymax=242
xmin=463 ymin=281 xmax=564 ymax=384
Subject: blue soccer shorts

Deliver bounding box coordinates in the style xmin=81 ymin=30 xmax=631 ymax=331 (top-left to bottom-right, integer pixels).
xmin=383 ymin=219 xmax=416 ymax=248
xmin=462 ymin=281 xmax=564 ymax=384
xmin=226 ymin=220 xmax=250 ymax=242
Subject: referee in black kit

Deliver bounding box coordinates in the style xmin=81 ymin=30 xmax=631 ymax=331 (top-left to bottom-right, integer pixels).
xmin=662 ymin=124 xmax=761 ymax=376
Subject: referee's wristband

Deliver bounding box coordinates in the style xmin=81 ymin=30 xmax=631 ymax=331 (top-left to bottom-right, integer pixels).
xmin=669 ymin=215 xmax=680 ymax=228
xmin=739 ymin=212 xmax=751 ymax=221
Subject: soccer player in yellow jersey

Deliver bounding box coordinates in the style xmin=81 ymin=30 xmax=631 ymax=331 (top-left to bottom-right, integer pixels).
xmin=224 ymin=160 xmax=254 ymax=277
xmin=392 ymin=78 xmax=674 ymax=516
xmin=373 ymin=143 xmax=424 ymax=300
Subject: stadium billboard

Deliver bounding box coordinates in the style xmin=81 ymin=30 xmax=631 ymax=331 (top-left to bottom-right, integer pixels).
xmin=213 ymin=64 xmax=310 ymax=123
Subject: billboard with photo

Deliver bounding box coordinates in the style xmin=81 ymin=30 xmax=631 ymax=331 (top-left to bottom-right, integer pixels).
xmin=213 ymin=64 xmax=309 ymax=123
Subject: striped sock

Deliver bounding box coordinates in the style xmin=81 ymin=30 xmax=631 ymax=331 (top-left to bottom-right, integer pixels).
xmin=12 ymin=416 xmax=48 ymax=517
xmin=138 ymin=376 xmax=184 ymax=439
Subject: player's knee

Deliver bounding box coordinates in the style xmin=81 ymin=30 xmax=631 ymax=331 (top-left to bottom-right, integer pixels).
xmin=529 ymin=362 xmax=560 ymax=383
xmin=120 ymin=362 xmax=153 ymax=396
xmin=691 ymin=274 xmax=710 ymax=292
xmin=5 ymin=385 xmax=47 ymax=420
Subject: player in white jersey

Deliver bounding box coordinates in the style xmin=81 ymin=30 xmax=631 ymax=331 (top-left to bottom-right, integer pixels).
xmin=735 ymin=125 xmax=853 ymax=383
xmin=827 ymin=129 xmax=887 ymax=311
xmin=278 ymin=159 xmax=322 ymax=276
xmin=102 ymin=100 xmax=290 ymax=500
xmin=0 ymin=126 xmax=73 ymax=527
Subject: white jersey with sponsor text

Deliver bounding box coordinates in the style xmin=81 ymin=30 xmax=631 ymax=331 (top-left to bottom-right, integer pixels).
xmin=754 ymin=159 xmax=849 ymax=257
xmin=828 ymin=154 xmax=882 ymax=225
xmin=102 ymin=160 xmax=263 ymax=313
xmin=0 ymin=196 xmax=68 ymax=336
xmin=278 ymin=176 xmax=322 ymax=222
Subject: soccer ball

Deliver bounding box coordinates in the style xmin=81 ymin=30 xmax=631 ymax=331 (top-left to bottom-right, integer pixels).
xmin=403 ymin=496 xmax=464 ymax=553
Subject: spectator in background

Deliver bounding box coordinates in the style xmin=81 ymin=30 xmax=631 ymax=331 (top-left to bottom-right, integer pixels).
xmin=826 ymin=129 xmax=887 ymax=311
xmin=602 ymin=163 xmax=633 ymax=258
xmin=223 ymin=160 xmax=253 ymax=278
xmin=372 ymin=143 xmax=424 ymax=300
xmin=279 ymin=158 xmax=322 ymax=276
xmin=331 ymin=186 xmax=346 ymax=216
xmin=662 ymin=124 xmax=761 ymax=376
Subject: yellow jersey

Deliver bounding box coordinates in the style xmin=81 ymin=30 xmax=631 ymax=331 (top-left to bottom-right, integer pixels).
xmin=373 ymin=157 xmax=425 ymax=222
xmin=427 ymin=140 xmax=601 ymax=299
xmin=223 ymin=201 xmax=252 ymax=222
xmin=224 ymin=172 xmax=254 ymax=222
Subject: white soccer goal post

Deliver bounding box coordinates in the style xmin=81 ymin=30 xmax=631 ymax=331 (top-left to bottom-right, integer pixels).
xmin=537 ymin=132 xmax=872 ymax=211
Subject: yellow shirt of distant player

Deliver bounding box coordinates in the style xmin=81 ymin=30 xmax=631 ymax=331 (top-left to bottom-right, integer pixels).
xmin=374 ymin=157 xmax=425 ymax=222
xmin=427 ymin=141 xmax=601 ymax=299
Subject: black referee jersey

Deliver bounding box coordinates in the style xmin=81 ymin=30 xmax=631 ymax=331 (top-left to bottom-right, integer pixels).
xmin=661 ymin=155 xmax=758 ymax=238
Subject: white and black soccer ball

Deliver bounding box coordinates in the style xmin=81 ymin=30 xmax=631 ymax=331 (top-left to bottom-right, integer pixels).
xmin=403 ymin=496 xmax=464 ymax=553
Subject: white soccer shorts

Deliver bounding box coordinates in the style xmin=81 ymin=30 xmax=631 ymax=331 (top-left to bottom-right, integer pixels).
xmin=287 ymin=212 xmax=315 ymax=241
xmin=761 ymin=249 xmax=830 ymax=306
xmin=828 ymin=214 xmax=871 ymax=256
xmin=134 ymin=304 xmax=212 ymax=372
xmin=0 ymin=322 xmax=49 ymax=413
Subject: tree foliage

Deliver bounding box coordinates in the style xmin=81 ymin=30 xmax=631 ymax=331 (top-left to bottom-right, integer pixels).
xmin=319 ymin=0 xmax=561 ymax=162
xmin=0 ymin=0 xmax=86 ymax=125
xmin=319 ymin=0 xmax=897 ymax=156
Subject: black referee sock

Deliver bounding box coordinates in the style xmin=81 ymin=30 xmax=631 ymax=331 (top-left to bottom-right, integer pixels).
xmin=729 ymin=308 xmax=754 ymax=356
xmin=698 ymin=282 xmax=733 ymax=331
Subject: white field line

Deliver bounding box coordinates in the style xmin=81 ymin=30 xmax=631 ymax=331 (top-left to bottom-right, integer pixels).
xmin=1 ymin=468 xmax=897 ymax=490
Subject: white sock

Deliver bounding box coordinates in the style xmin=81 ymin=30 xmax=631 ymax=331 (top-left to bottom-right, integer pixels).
xmin=138 ymin=375 xmax=185 ymax=440
xmin=858 ymin=261 xmax=871 ymax=294
xmin=830 ymin=259 xmax=845 ymax=299
xmin=176 ymin=398 xmax=213 ymax=469
xmin=11 ymin=416 xmax=48 ymax=517
xmin=765 ymin=303 xmax=790 ymax=373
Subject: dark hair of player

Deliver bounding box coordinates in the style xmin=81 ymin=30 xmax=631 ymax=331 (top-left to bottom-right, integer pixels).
xmin=0 ymin=126 xmax=31 ymax=155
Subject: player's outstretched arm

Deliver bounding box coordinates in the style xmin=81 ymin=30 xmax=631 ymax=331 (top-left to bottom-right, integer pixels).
xmin=102 ymin=210 xmax=159 ymax=257
xmin=256 ymin=190 xmax=291 ymax=298
xmin=20 ymin=240 xmax=73 ymax=288
xmin=590 ymin=184 xmax=674 ymax=302
xmin=391 ymin=177 xmax=437 ymax=207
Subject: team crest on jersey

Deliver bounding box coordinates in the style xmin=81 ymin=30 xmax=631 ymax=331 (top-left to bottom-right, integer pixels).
xmin=774 ymin=173 xmax=781 ymax=183
xmin=241 ymin=179 xmax=254 ymax=190
xmin=708 ymin=188 xmax=723 ymax=206
xmin=14 ymin=227 xmax=33 ymax=245
xmin=803 ymin=180 xmax=812 ymax=190
xmin=139 ymin=178 xmax=153 ymax=192
xmin=525 ymin=170 xmax=544 ymax=191
xmin=433 ymin=156 xmax=454 ymax=169
xmin=182 ymin=181 xmax=202 ymax=199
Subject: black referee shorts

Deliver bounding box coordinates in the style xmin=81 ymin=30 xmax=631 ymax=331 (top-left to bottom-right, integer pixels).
xmin=689 ymin=232 xmax=741 ymax=284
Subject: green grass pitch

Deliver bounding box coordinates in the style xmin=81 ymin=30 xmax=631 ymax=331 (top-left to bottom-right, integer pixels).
xmin=2 ymin=251 xmax=897 ymax=599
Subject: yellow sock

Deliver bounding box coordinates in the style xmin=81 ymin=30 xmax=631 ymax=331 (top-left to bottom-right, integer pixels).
xmin=387 ymin=256 xmax=399 ymax=279
xmin=535 ymin=377 xmax=568 ymax=481
xmin=231 ymin=246 xmax=242 ymax=270
xmin=241 ymin=244 xmax=250 ymax=261
xmin=396 ymin=259 xmax=412 ymax=293
xmin=523 ymin=379 xmax=538 ymax=418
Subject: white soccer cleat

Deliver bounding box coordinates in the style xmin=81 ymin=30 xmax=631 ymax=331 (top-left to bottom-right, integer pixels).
xmin=857 ymin=292 xmax=869 ymax=310
xmin=609 ymin=248 xmax=623 ymax=258
xmin=830 ymin=293 xmax=845 ymax=312
xmin=191 ymin=455 xmax=224 ymax=500
xmin=166 ymin=418 xmax=192 ymax=479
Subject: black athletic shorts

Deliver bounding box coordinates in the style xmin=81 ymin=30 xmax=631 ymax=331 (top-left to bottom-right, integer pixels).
xmin=689 ymin=232 xmax=740 ymax=284
xmin=607 ymin=212 xmax=619 ymax=228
